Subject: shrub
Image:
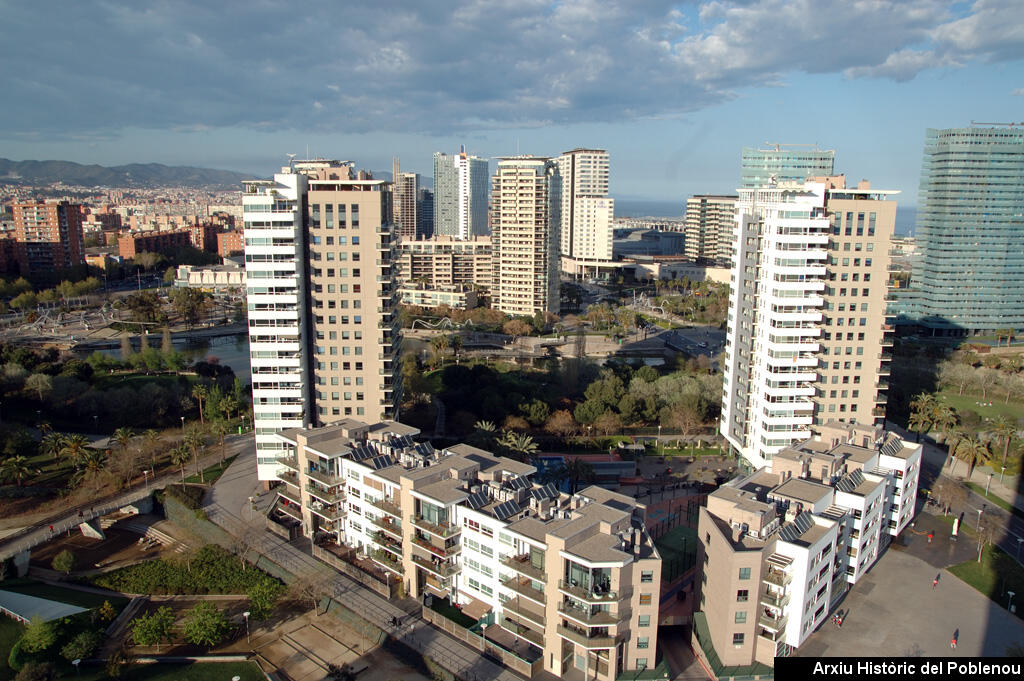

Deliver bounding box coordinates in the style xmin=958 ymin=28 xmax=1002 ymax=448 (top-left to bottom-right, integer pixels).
xmin=14 ymin=661 xmax=56 ymax=681
xmin=182 ymin=601 xmax=230 ymax=649
xmin=20 ymin=616 xmax=56 ymax=653
xmin=51 ymin=549 xmax=75 ymax=575
xmin=164 ymin=484 xmax=205 ymax=510
xmin=61 ymin=630 xmax=102 ymax=661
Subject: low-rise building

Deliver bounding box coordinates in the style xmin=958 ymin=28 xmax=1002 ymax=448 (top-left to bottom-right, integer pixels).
xmin=269 ymin=419 xmax=661 ymax=681
xmin=174 ymin=264 xmax=245 ymax=291
xmin=396 ymin=235 xmax=493 ymax=292
xmin=118 ymin=229 xmax=192 ymax=259
xmin=693 ymin=422 xmax=920 ymax=668
xmin=398 ymin=282 xmax=478 ymax=309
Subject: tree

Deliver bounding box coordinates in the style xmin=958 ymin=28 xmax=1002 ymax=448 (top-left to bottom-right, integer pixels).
xmin=907 ymin=410 xmax=931 ymax=443
xmin=142 ymin=429 xmax=162 ymax=468
xmin=472 ymin=420 xmax=498 ymax=448
xmin=132 ymin=605 xmax=175 ymax=650
xmin=61 ymin=630 xmax=101 ymax=661
xmin=51 ymin=549 xmax=75 ymax=575
xmin=170 ymin=445 xmax=190 ymax=484
xmin=991 ymin=415 xmax=1017 ymax=471
xmin=930 ymin=405 xmax=958 ymax=442
xmin=498 ymin=431 xmax=539 ymax=462
xmin=288 ymin=574 xmax=329 ymax=616
xmin=976 ymin=367 xmax=1000 ymax=400
xmin=502 ymin=318 xmax=533 ymax=339
xmin=544 ymin=410 xmax=577 ymax=441
xmin=248 ymin=580 xmax=284 ymax=620
xmin=1 ymin=456 xmax=32 ymax=487
xmin=192 ymin=384 xmax=208 ymax=426
xmin=169 ymin=288 xmax=211 ymax=330
xmin=21 ymin=615 xmax=57 ymax=652
xmin=564 ymin=458 xmax=595 ymax=494
xmin=593 ymin=410 xmax=622 ymax=436
xmin=183 ymin=426 xmax=207 ymax=482
xmin=667 ymin=399 xmax=705 ymax=441
xmin=211 ymin=419 xmax=230 ymax=464
xmin=38 ymin=431 xmax=66 ymax=461
xmin=931 ymin=477 xmax=968 ymax=516
xmin=60 ymin=434 xmax=94 ymax=468
xmin=24 ymin=373 xmax=52 ymax=402
xmin=182 ymin=601 xmax=230 ymax=649
xmin=97 ymin=600 xmax=118 ymax=623
xmin=14 ymin=662 xmax=57 ymax=681
xmin=954 ymin=436 xmax=991 ymax=478
xmin=518 ymin=398 xmax=550 ymax=427
xmin=112 ymin=427 xmax=135 ymax=455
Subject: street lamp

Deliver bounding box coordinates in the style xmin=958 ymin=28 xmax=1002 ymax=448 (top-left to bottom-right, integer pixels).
xmin=1001 ymin=466 xmax=1006 ymax=484
xmin=977 ymin=507 xmax=984 ymax=563
xmin=242 ymin=611 xmax=251 ymax=645
xmin=71 ymin=659 xmax=80 ymax=678
xmin=180 ymin=415 xmax=185 ymax=431
xmin=986 ymin=472 xmax=993 ymax=496
xmin=92 ymin=414 xmax=98 ymax=432
xmin=143 ymin=470 xmax=150 ymax=490
xmin=1008 ymin=591 xmax=1016 ymax=613
xmin=658 ymin=425 xmax=662 ymax=456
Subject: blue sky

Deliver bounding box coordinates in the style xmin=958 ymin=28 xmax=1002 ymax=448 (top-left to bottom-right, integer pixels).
xmin=1 ymin=0 xmax=1021 ymax=204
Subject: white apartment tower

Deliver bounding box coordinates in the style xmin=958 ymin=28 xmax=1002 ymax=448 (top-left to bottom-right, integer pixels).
xmin=491 ymin=157 xmax=561 ymax=316
xmin=243 ymin=160 xmax=401 ymax=481
xmin=557 ymin=149 xmax=613 ymax=276
xmin=721 ymin=168 xmax=896 ymax=470
xmin=434 ymin=149 xmax=489 ymax=240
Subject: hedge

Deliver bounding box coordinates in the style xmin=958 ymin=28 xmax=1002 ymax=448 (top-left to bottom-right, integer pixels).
xmin=90 ymin=545 xmax=281 ymax=595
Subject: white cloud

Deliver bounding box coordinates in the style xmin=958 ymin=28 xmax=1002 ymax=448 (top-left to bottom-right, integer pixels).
xmin=1012 ymin=88 xmax=1024 ymax=96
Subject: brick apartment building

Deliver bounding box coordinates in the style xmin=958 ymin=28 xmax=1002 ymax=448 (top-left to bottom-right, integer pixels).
xmin=10 ymin=200 xmax=86 ymax=277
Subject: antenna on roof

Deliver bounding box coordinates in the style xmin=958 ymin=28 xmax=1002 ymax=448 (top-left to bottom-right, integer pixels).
xmin=287 ymin=153 xmax=297 ymax=168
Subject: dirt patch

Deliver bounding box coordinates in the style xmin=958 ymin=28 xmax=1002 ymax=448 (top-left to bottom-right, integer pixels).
xmin=127 ymin=596 xmax=252 ymax=656
xmin=30 ymin=527 xmax=173 ymax=572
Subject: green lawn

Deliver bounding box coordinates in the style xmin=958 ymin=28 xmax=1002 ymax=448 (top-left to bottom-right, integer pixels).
xmin=654 ymin=525 xmax=697 ymax=582
xmin=0 ymin=617 xmax=25 ymax=681
xmin=428 ymin=597 xmax=476 ymax=628
xmin=963 ymin=481 xmax=1015 ymax=513
xmin=184 ymin=454 xmax=238 ymax=485
xmin=80 ymin=661 xmax=265 ymax=681
xmin=93 ymin=373 xmax=198 ymax=392
xmin=948 ymin=544 xmax=1024 ymax=617
xmin=937 ymin=390 xmax=1024 ymax=423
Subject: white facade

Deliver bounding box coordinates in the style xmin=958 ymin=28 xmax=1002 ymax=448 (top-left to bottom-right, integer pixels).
xmin=242 ymin=171 xmax=310 ymax=479
xmin=434 ymin=150 xmax=489 ymax=240
xmin=557 ymin=149 xmax=613 ymax=271
xmin=721 ymin=182 xmax=830 ymax=469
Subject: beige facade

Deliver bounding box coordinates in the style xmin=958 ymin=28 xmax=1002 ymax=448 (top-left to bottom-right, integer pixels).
xmin=271 ymin=420 xmax=660 ymax=681
xmin=491 ymin=157 xmax=560 ymax=316
xmin=396 ymin=235 xmax=492 ymax=292
xmin=684 ymin=195 xmax=736 ymax=264
xmin=693 ymin=422 xmax=920 ymax=668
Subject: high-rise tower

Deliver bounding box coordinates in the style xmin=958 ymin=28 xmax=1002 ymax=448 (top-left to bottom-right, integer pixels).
xmin=721 ymin=149 xmax=895 ymax=469
xmin=243 ymin=159 xmax=401 ymax=481
xmin=433 ymin=149 xmax=489 ymax=240
xmin=11 ymin=200 xmax=85 ymax=277
xmin=491 ymin=157 xmax=561 ymax=316
xmin=683 ymin=195 xmax=737 ymax=264
xmin=895 ymin=126 xmax=1024 ymax=335
xmin=556 ymin=148 xmax=613 ymax=277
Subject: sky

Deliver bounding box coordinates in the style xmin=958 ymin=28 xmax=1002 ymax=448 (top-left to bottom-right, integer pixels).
xmin=1 ymin=0 xmax=1022 ymax=204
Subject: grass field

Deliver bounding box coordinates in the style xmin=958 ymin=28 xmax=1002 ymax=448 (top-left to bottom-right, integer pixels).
xmin=948 ymin=543 xmax=1024 ymax=618
xmin=0 ymin=618 xmax=24 ymax=681
xmin=937 ymin=390 xmax=1024 ymax=422
xmin=654 ymin=524 xmax=697 ymax=582
xmin=184 ymin=454 xmax=237 ymax=485
xmin=963 ymin=481 xmax=1015 ymax=514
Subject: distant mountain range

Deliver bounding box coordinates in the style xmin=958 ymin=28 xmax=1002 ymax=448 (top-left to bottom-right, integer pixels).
xmin=0 ymin=158 xmax=252 ymax=189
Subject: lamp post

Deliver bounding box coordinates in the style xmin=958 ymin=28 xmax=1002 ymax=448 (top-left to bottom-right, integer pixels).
xmin=658 ymin=425 xmax=662 ymax=457
xmin=1018 ymin=537 xmax=1023 ymax=562
xmin=71 ymin=659 xmax=80 ymax=678
xmin=1008 ymin=591 xmax=1016 ymax=613
xmin=143 ymin=469 xmax=150 ymax=490
xmin=1001 ymin=466 xmax=1006 ymax=484
xmin=92 ymin=414 xmax=98 ymax=432
xmin=180 ymin=415 xmax=185 ymax=432
xmin=986 ymin=473 xmax=993 ymax=496
xmin=242 ymin=611 xmax=250 ymax=645
xmin=977 ymin=507 xmax=984 ymax=563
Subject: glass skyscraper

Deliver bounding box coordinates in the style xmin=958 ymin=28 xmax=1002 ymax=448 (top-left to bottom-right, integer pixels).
xmin=740 ymin=145 xmax=835 ymax=187
xmin=895 ymin=126 xmax=1024 ymax=335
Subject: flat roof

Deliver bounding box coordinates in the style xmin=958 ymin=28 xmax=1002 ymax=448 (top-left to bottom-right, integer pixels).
xmin=771 ymin=478 xmax=833 ymax=506
xmin=564 ymin=534 xmax=630 ymax=565
xmin=0 ymin=590 xmax=88 ymax=623
xmin=416 ymin=479 xmax=468 ymax=505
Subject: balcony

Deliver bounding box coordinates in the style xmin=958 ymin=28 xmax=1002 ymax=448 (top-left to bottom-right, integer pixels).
xmin=370 ymin=516 xmax=402 ymax=539
xmin=764 ymin=569 xmax=792 ymax=587
xmin=500 ymin=618 xmax=544 ymax=648
xmin=309 ymin=503 xmax=345 ymax=522
xmin=370 ymin=497 xmax=403 ymax=518
xmin=278 ymin=471 xmax=299 ymax=487
xmin=414 ymin=515 xmax=460 ymax=538
xmin=278 ymin=488 xmax=301 ymax=506
xmin=557 ymin=602 xmax=618 ymax=627
xmin=373 ymin=531 xmax=403 ymax=555
xmin=412 ymin=536 xmax=460 ymax=558
xmin=411 ymin=554 xmax=459 ymax=578
xmin=556 ymin=623 xmax=617 ymax=649
xmin=758 ymin=613 xmax=788 ymax=632
xmin=759 ymin=590 xmax=791 ymax=608
xmin=557 ymin=580 xmax=623 ymax=603
xmin=306 ymin=468 xmax=344 ymax=486
xmin=503 ymin=597 xmax=546 ymax=629
xmin=278 ymin=457 xmax=299 ymax=470
xmin=370 ymin=549 xmax=404 ymax=576
xmin=502 ymin=575 xmax=546 ymax=605
xmin=306 ymin=484 xmax=346 ymax=504
xmin=501 ymin=554 xmax=546 ymax=582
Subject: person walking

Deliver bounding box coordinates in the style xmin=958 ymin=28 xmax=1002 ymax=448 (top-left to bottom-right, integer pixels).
xmin=933 ymin=575 xmax=939 ymax=589
xmin=951 ymin=635 xmax=957 ymax=649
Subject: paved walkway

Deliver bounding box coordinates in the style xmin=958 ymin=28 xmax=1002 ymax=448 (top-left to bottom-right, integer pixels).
xmin=206 ymin=451 xmax=530 ymax=681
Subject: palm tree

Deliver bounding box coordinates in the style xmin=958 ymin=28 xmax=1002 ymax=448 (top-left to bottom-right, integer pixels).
xmin=954 ymin=437 xmax=991 ymax=479
xmin=183 ymin=426 xmax=206 ymax=483
xmin=210 ymin=419 xmax=230 ymax=464
xmin=1 ymin=456 xmax=32 ymax=487
xmin=931 ymin=406 xmax=958 ymax=442
xmin=564 ymin=457 xmax=595 ymax=495
xmin=907 ymin=410 xmax=931 ymax=443
xmin=170 ymin=445 xmax=190 ymax=484
xmin=473 ymin=420 xmax=498 ymax=448
xmin=990 ymin=415 xmax=1017 ymax=471
xmin=79 ymin=448 xmax=108 ymax=474
xmin=192 ymin=384 xmax=208 ymax=425
xmin=60 ymin=434 xmax=94 ymax=468
xmin=143 ymin=429 xmax=162 ymax=469
xmin=499 ymin=431 xmax=539 ymax=462
xmin=39 ymin=431 xmax=67 ymax=461
xmin=112 ymin=427 xmax=135 ymax=456
xmin=945 ymin=426 xmax=968 ymax=472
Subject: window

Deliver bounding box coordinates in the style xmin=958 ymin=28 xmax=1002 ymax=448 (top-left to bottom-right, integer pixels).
xmin=734 ymin=611 xmax=747 ymax=624
xmin=638 ymin=615 xmax=650 ymax=627
xmin=637 ymin=637 xmax=649 ymax=649
xmin=636 ymin=659 xmax=648 ymax=671
xmin=641 ymin=571 xmax=654 ymax=583
xmin=639 ymin=593 xmax=652 ymax=605
xmin=732 ymin=633 xmax=744 ymax=646
xmin=738 ymin=567 xmax=751 ymax=580
xmin=736 ymin=589 xmax=749 ymax=602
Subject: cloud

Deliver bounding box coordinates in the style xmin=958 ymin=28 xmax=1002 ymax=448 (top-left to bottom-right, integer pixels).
xmin=1013 ymin=88 xmax=1024 ymax=96
xmin=0 ymin=0 xmax=1020 ymax=139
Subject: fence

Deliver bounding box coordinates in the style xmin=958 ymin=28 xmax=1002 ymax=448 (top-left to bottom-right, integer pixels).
xmin=312 ymin=544 xmax=394 ymax=598
xmin=422 ymin=608 xmax=539 ymax=678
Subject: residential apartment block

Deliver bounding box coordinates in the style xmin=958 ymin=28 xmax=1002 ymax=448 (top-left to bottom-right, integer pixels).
xmin=693 ymin=422 xmax=921 ymax=667
xmin=392 ymin=161 xmax=420 ymax=241
xmin=434 ymin=149 xmax=489 ymax=240
xmin=395 ymin=235 xmax=493 ymax=294
xmin=557 ymin=149 xmax=614 ymax=277
xmin=10 ymin=200 xmax=85 ymax=276
xmin=270 ymin=419 xmax=661 ymax=681
xmin=118 ymin=229 xmax=192 ymax=259
xmin=491 ymin=157 xmax=560 ymax=316
xmin=683 ymin=195 xmax=736 ymax=265
xmin=242 ymin=160 xmax=401 ymax=481
xmin=721 ymin=170 xmax=896 ymax=470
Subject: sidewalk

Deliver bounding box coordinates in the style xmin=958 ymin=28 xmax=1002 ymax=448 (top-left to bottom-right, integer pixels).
xmin=205 ymin=452 xmax=530 ymax=681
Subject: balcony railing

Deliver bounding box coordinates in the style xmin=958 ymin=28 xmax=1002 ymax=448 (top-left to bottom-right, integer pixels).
xmin=370 ymin=516 xmax=402 ymax=539
xmin=759 ymin=590 xmax=791 ymax=608
xmin=306 ymin=468 xmax=344 ymax=486
xmin=410 ymin=554 xmax=459 ymax=577
xmin=309 ymin=503 xmax=345 ymax=522
xmin=556 ymin=624 xmax=617 ymax=649
xmin=278 ymin=457 xmax=299 ymax=470
xmin=411 ymin=536 xmax=460 ymax=558
xmin=306 ymin=484 xmax=346 ymax=504
xmin=502 ymin=575 xmax=546 ymax=605
xmin=278 ymin=488 xmax=301 ymax=506
xmin=370 ymin=497 xmax=402 ymax=518
xmin=501 ymin=554 xmax=546 ymax=582
xmin=373 ymin=531 xmax=403 ymax=555
xmin=764 ymin=570 xmax=792 ymax=587
xmin=275 ymin=501 xmax=302 ymax=522
xmin=500 ymin=618 xmax=544 ymax=648
xmin=557 ymin=580 xmax=622 ymax=603
xmin=278 ymin=471 xmax=299 ymax=487
xmin=503 ymin=598 xmax=546 ymax=628
xmin=758 ymin=613 xmax=788 ymax=632
xmin=414 ymin=515 xmax=460 ymax=538
xmin=370 ymin=549 xmax=404 ymax=575
xmin=557 ymin=602 xmax=618 ymax=626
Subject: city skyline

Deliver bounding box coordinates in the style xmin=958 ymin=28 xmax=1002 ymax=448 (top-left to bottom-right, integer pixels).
xmin=1 ymin=1 xmax=1021 ymax=203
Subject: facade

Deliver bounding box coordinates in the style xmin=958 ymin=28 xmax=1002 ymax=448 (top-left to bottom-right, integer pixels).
xmin=683 ymin=195 xmax=736 ymax=264
xmin=417 ymin=188 xmax=434 ymax=239
xmin=557 ymin=149 xmax=614 ymax=277
xmin=217 ymin=229 xmax=245 ymax=257
xmin=242 ymin=159 xmax=401 ymax=481
xmin=118 ymin=229 xmax=192 ymax=259
xmin=721 ymin=171 xmax=896 ymax=470
xmin=174 ymin=264 xmax=245 ymax=291
xmin=434 ymin=149 xmax=489 ymax=240
xmin=271 ymin=419 xmax=661 ymax=681
xmin=395 ymin=235 xmax=493 ymax=293
xmin=398 ymin=283 xmax=478 ymax=309
xmin=491 ymin=157 xmax=561 ymax=316
xmin=394 ymin=171 xmax=420 ymax=241
xmin=10 ymin=200 xmax=85 ymax=276
xmin=693 ymin=422 xmax=920 ymax=667
xmin=740 ymin=146 xmax=836 ymax=188
xmin=894 ymin=126 xmax=1024 ymax=335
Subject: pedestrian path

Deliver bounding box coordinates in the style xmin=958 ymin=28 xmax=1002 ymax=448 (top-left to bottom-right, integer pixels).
xmin=205 ymin=452 xmax=527 ymax=681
